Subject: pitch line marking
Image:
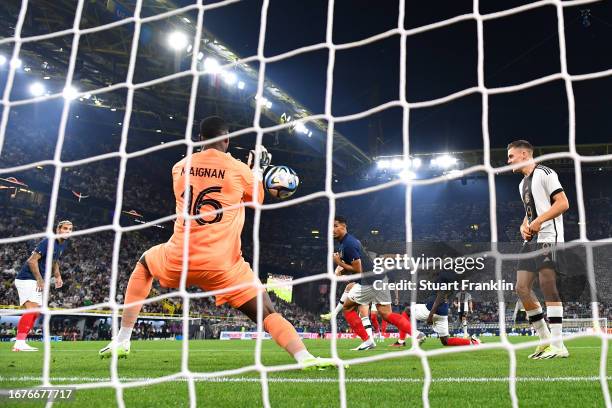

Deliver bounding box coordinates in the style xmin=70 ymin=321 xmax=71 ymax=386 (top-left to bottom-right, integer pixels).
xmin=1 ymin=375 xmax=611 ymax=384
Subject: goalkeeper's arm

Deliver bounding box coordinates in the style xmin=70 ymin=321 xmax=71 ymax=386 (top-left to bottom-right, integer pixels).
xmin=247 ymin=145 xmax=272 ymax=175
xmin=243 ymin=145 xmax=271 ymax=203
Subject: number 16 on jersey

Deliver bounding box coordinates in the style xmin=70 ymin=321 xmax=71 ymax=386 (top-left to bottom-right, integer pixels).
xmin=181 ymin=185 xmax=223 ymax=225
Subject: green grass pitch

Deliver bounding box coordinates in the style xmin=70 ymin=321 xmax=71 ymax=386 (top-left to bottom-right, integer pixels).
xmin=1 ymin=336 xmax=610 ymax=407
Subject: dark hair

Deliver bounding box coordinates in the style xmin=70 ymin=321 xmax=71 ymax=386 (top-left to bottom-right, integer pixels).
xmin=507 ymin=140 xmax=534 ymax=151
xmin=334 ymin=215 xmax=347 ymax=225
xmin=199 ymin=116 xmax=229 ymax=141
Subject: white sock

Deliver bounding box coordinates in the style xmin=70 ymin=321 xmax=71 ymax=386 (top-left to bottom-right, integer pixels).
xmin=117 ymin=327 xmax=133 ymax=343
xmin=526 ymin=306 xmax=551 ymax=345
xmin=547 ymin=305 xmax=564 ymax=349
xmin=293 ymin=349 xmax=315 ymax=364
xmin=333 ymin=292 xmax=349 ymax=316
xmin=462 ymin=320 xmax=468 ymax=336
xmin=361 ymin=316 xmax=373 ymax=342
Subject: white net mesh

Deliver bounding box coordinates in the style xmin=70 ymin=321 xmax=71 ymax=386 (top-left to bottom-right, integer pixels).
xmin=1 ymin=0 xmax=611 ymax=407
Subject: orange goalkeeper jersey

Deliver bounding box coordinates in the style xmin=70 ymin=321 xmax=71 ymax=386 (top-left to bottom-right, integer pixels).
xmin=164 ymin=148 xmax=264 ymax=271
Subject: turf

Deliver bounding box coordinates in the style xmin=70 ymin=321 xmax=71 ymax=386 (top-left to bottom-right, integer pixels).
xmin=1 ymin=336 xmax=610 ymax=407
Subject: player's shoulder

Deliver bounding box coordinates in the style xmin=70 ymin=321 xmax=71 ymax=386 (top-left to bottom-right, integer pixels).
xmin=33 ymin=238 xmax=48 ymax=254
xmin=172 ymin=150 xmax=244 ymax=170
xmin=219 ymin=152 xmax=251 ymax=181
xmin=201 ymin=150 xmax=247 ymax=170
xmin=36 ymin=238 xmax=49 ymax=248
xmin=345 ymin=233 xmax=359 ymax=245
xmin=535 ymin=164 xmax=556 ymax=176
xmin=172 ymin=156 xmax=187 ymax=172
xmin=229 ymin=153 xmax=250 ymax=172
xmin=346 ymin=234 xmax=364 ymax=251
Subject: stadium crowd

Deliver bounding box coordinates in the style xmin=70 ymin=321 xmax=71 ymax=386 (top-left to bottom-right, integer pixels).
xmin=2 ymin=111 xmax=611 ymax=340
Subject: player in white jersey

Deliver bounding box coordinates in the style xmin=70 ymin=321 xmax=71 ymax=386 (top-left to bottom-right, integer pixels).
xmin=507 ymin=140 xmax=570 ymax=359
xmin=453 ymin=291 xmax=472 ymax=338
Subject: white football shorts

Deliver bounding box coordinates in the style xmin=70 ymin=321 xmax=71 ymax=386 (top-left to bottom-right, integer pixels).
xmin=347 ymin=283 xmax=392 ymax=306
xmin=15 ymin=279 xmax=42 ymax=306
xmin=412 ymin=304 xmax=449 ymax=337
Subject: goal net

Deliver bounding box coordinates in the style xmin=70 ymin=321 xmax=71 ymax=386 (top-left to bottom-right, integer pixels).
xmin=1 ymin=0 xmax=611 ymax=407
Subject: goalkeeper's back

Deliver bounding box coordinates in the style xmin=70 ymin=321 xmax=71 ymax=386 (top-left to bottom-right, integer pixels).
xmin=164 ymin=123 xmax=264 ymax=272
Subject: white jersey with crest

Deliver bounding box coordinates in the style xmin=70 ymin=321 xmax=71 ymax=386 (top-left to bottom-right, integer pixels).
xmin=518 ymin=165 xmax=565 ymax=243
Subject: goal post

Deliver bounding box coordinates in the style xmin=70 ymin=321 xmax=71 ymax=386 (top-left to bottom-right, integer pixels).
xmin=1 ymin=0 xmax=611 ymax=407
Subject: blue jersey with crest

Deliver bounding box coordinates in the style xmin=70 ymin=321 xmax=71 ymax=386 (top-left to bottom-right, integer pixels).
xmin=16 ymin=239 xmax=67 ymax=280
xmin=338 ymin=233 xmax=375 ymax=284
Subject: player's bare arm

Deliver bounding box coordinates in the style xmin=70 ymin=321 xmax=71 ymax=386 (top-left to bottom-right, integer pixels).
xmin=528 ymin=191 xmax=569 ymax=234
xmin=53 ymin=261 xmax=63 ymax=289
xmin=333 ymin=252 xmax=362 ymax=274
xmin=26 ymin=251 xmax=44 ymax=291
xmin=427 ymin=291 xmax=446 ymax=325
xmin=520 ymin=216 xmax=532 ymax=241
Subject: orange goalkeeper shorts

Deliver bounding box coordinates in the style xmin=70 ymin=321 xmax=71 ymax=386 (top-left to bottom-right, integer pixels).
xmin=143 ymin=243 xmax=262 ymax=308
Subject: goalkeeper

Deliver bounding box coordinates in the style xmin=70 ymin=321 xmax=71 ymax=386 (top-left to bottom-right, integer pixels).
xmin=100 ymin=116 xmax=336 ymax=370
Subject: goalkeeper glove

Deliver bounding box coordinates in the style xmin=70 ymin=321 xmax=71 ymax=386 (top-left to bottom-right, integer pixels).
xmin=247 ymin=145 xmax=272 ymax=173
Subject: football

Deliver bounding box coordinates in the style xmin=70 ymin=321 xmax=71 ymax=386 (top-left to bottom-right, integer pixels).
xmin=264 ymin=165 xmax=299 ymax=199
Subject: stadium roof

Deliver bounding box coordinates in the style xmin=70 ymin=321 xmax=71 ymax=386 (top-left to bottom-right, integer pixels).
xmin=0 ymin=0 xmax=371 ymax=172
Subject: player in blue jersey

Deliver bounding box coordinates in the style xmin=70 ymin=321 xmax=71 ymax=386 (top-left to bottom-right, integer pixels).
xmin=391 ymin=270 xmax=479 ymax=347
xmin=333 ymin=216 xmax=421 ymax=351
xmin=12 ymin=220 xmax=73 ymax=352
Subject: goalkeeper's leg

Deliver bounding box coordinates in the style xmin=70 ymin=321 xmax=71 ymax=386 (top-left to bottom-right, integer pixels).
xmin=238 ymin=293 xmax=340 ymax=370
xmin=99 ymin=259 xmax=153 ymax=359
